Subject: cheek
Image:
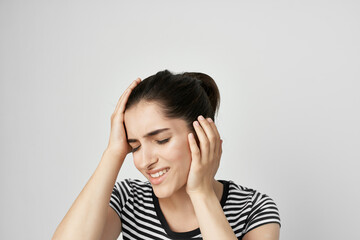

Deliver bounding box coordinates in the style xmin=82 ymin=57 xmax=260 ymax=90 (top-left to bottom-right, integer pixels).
xmin=163 ymin=138 xmax=192 ymax=166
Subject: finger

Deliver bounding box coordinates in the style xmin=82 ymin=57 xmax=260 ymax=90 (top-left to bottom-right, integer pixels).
xmin=197 ymin=116 xmax=217 ymax=157
xmin=114 ymin=82 xmax=133 ymax=113
xmin=206 ymin=117 xmax=221 ymax=140
xmin=114 ymin=78 xmax=141 ymax=114
xmin=220 ymin=139 xmax=223 ymax=155
xmin=114 ymin=89 xmax=128 ymax=114
xmin=205 ymin=117 xmax=221 ymax=155
xmin=188 ymin=133 xmax=201 ymax=165
xmin=193 ymin=119 xmax=210 ymax=163
xmin=116 ymin=78 xmax=141 ymax=110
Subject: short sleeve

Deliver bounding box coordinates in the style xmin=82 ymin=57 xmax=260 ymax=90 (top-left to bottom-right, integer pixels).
xmin=243 ymin=191 xmax=281 ymax=234
xmin=109 ymin=179 xmax=133 ymax=220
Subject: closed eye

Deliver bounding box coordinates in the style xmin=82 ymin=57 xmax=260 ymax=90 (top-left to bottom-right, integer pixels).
xmin=131 ymin=146 xmax=140 ymax=153
xmin=131 ymin=138 xmax=170 ymax=153
xmin=157 ymin=138 xmax=170 ymax=144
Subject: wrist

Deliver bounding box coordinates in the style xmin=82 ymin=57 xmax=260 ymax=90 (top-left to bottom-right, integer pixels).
xmin=103 ymin=147 xmax=127 ymax=161
xmin=188 ymin=188 xmax=217 ymax=202
xmin=188 ymin=180 xmax=224 ymax=204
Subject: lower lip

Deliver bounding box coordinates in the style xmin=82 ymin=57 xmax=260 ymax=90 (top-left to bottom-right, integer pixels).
xmin=149 ymin=170 xmax=169 ymax=185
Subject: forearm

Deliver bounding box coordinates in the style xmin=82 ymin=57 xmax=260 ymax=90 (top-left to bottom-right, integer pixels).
xmin=52 ymin=149 xmax=125 ymax=240
xmin=190 ymin=191 xmax=237 ymax=240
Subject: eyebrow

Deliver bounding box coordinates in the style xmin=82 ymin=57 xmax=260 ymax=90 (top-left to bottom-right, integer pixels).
xmin=127 ymin=128 xmax=170 ymax=143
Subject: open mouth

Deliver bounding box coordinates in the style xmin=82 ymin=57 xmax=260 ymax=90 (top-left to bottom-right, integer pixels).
xmin=148 ymin=168 xmax=170 ymax=185
xmin=150 ymin=168 xmax=169 ymax=178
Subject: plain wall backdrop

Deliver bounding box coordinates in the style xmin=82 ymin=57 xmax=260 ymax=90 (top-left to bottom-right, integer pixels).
xmin=1 ymin=1 xmax=359 ymax=239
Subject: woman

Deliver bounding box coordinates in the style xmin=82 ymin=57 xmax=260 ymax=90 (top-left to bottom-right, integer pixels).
xmin=52 ymin=70 xmax=281 ymax=240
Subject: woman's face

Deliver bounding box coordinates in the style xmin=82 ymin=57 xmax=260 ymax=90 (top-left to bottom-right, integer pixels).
xmin=124 ymin=100 xmax=192 ymax=198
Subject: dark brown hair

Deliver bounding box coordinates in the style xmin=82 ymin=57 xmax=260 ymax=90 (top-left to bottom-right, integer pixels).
xmin=126 ymin=70 xmax=220 ymax=130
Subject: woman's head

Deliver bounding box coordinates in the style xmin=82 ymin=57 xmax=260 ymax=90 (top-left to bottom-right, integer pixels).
xmin=125 ymin=70 xmax=220 ymax=130
xmin=124 ymin=70 xmax=221 ymax=198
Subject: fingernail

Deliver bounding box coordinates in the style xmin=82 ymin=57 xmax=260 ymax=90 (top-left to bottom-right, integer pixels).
xmin=189 ymin=133 xmax=194 ymax=138
xmin=193 ymin=121 xmax=199 ymax=126
xmin=198 ymin=115 xmax=205 ymax=121
xmin=207 ymin=118 xmax=213 ymax=122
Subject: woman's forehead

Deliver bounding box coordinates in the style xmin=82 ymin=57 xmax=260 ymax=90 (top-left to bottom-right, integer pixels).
xmin=125 ymin=101 xmax=166 ymax=121
xmin=124 ymin=101 xmax=188 ymax=136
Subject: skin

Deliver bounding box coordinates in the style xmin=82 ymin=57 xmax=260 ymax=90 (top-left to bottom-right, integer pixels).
xmin=124 ymin=100 xmax=193 ymax=199
xmin=123 ymin=96 xmax=279 ymax=239
xmin=52 ymin=79 xmax=142 ymax=240
xmin=124 ymin=101 xmax=225 ymax=232
xmin=52 ymin=78 xmax=280 ymax=240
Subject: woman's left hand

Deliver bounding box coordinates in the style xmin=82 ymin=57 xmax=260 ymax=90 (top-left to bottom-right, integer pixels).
xmin=186 ymin=115 xmax=223 ymax=196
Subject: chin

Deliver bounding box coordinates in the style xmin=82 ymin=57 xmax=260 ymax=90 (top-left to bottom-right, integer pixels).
xmin=152 ymin=184 xmax=174 ymax=199
xmin=152 ymin=179 xmax=188 ymax=199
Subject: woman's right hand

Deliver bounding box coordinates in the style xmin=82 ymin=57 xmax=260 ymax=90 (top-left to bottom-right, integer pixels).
xmin=106 ymin=78 xmax=141 ymax=159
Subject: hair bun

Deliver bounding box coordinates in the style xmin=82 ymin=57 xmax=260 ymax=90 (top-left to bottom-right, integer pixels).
xmin=182 ymin=72 xmax=220 ymax=116
xmin=126 ymin=70 xmax=221 ymax=128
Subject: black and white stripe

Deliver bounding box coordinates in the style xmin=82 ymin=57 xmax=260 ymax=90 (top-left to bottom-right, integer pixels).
xmin=110 ymin=179 xmax=280 ymax=239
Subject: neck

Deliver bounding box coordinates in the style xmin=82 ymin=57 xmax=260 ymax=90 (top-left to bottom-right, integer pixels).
xmin=158 ymin=179 xmax=224 ymax=212
xmin=158 ymin=185 xmax=192 ymax=212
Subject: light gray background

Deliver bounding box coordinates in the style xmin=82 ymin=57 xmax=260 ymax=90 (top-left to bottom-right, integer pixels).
xmin=1 ymin=1 xmax=359 ymax=239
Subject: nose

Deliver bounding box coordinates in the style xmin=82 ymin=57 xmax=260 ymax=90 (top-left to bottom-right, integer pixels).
xmin=140 ymin=144 xmax=158 ymax=169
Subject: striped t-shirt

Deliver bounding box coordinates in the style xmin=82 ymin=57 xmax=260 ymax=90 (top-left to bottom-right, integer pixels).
xmin=109 ymin=179 xmax=281 ymax=239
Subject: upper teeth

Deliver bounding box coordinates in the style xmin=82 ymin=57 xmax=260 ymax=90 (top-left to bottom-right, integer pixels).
xmin=150 ymin=168 xmax=169 ymax=178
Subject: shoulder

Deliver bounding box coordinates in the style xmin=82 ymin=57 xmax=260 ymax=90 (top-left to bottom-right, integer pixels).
xmin=225 ymin=180 xmax=260 ymax=202
xmin=227 ymin=180 xmax=278 ymax=206
xmin=120 ymin=178 xmax=151 ymax=187
xmin=225 ymin=180 xmax=281 ymax=228
xmin=114 ymin=178 xmax=152 ymax=194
